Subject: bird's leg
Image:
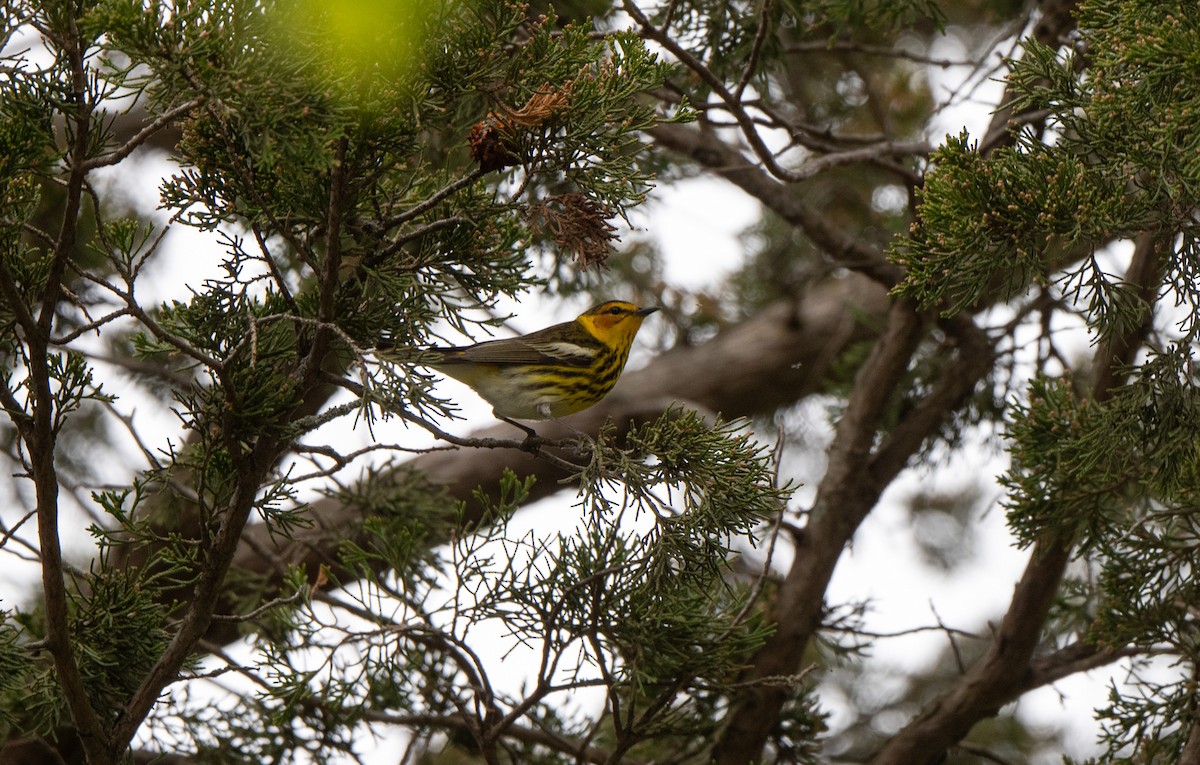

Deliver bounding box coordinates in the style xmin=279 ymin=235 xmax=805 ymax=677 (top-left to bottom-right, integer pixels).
xmin=499 ymin=415 xmax=541 ymax=451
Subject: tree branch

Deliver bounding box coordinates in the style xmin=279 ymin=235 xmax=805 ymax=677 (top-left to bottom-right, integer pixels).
xmin=650 ymin=122 xmax=905 ymax=288
xmin=867 ymin=230 xmax=1165 ymax=765
xmin=980 ymin=0 xmax=1081 ymax=154
xmin=203 ymin=278 xmax=891 ymax=646
xmin=1181 ymin=697 xmax=1200 ymax=764
xmin=868 ymin=538 xmax=1072 ymax=765
xmin=82 ymin=97 xmax=203 ymax=170
xmin=1024 ymin=640 xmax=1142 ymax=691
xmin=18 ymin=11 xmax=112 ymax=762
xmin=711 ymin=299 xmax=928 ymax=764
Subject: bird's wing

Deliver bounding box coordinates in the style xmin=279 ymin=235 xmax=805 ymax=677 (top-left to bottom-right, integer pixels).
xmin=438 ymin=326 xmax=599 ymax=367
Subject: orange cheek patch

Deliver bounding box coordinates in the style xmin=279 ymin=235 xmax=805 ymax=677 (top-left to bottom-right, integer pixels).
xmin=591 ymin=315 xmax=622 ymax=332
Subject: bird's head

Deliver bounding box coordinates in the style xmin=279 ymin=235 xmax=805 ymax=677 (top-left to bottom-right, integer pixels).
xmin=577 ymin=301 xmax=659 ymax=350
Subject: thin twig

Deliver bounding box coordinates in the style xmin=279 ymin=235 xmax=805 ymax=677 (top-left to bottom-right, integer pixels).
xmin=209 ymin=587 xmax=307 ymax=623
xmin=83 ymin=98 xmax=203 ymax=170
xmin=385 ymin=168 xmax=486 ymax=229
xmin=734 ymin=0 xmax=775 ymax=101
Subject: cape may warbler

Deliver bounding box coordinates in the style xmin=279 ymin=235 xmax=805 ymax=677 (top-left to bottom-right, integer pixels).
xmin=421 ymin=300 xmax=658 ymax=423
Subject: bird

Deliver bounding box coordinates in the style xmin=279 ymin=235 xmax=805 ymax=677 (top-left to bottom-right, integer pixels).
xmin=405 ymin=300 xmax=658 ymax=436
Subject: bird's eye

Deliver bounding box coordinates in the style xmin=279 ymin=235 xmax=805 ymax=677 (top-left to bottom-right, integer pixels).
xmin=608 ymin=306 xmax=623 ymax=315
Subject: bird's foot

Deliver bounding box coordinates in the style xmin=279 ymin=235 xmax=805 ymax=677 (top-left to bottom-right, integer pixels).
xmin=500 ymin=416 xmax=542 ymax=452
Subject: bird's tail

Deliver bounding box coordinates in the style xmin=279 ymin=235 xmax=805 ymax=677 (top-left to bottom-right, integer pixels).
xmin=374 ymin=341 xmax=445 ymax=366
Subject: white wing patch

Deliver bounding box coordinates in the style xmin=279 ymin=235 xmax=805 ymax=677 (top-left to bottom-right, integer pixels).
xmin=539 ymin=341 xmax=599 ymax=360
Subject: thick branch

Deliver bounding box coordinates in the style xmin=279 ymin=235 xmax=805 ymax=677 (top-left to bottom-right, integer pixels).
xmin=107 ymin=433 xmax=288 ymax=753
xmin=21 ymin=12 xmax=112 ymax=763
xmin=868 ymin=231 xmax=1164 ymax=765
xmin=207 ymin=277 xmax=891 ymax=646
xmin=713 ymin=300 xmax=924 ymax=764
xmin=869 ymin=316 xmax=995 ymax=482
xmin=1181 ymin=708 xmax=1200 ymax=764
xmin=712 ymin=299 xmax=1000 ymax=764
xmin=869 ymin=539 xmax=1072 ymax=765
xmin=1024 ymin=640 xmax=1142 ymax=691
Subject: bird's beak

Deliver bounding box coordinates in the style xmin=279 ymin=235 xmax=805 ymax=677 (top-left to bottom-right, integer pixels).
xmin=635 ymin=306 xmax=660 ymax=317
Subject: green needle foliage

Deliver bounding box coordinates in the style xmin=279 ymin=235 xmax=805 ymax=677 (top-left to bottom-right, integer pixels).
xmin=11 ymin=0 xmax=1200 ymax=761
xmin=895 ymin=1 xmax=1200 ymax=758
xmin=241 ymin=412 xmax=785 ymax=764
xmin=0 ymin=1 xmax=779 ymax=762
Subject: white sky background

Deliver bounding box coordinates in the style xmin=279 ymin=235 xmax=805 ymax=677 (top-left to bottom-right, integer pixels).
xmin=0 ymin=13 xmax=1137 ymax=764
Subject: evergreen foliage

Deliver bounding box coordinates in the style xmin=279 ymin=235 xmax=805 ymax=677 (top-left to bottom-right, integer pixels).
xmin=5 ymin=0 xmax=1200 ymax=763
xmin=895 ymin=1 xmax=1200 ymax=758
